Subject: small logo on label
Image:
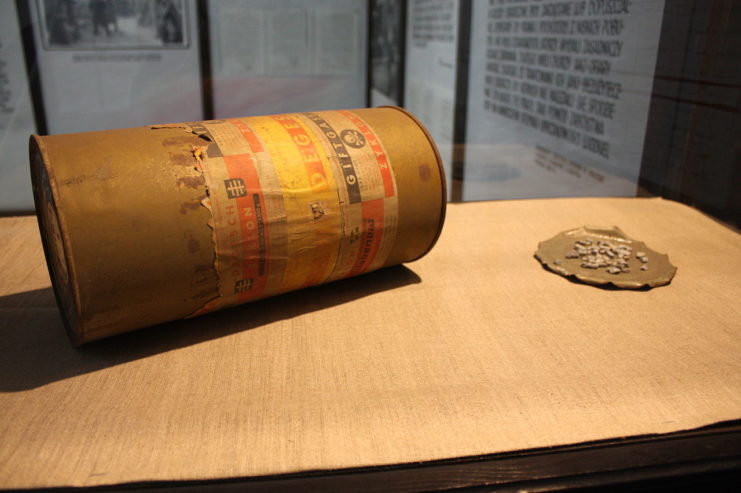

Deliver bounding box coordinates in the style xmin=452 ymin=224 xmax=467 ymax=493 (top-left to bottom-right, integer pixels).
xmin=224 ymin=178 xmax=247 ymax=199
xmin=340 ymin=129 xmax=366 ymax=148
xmin=234 ymin=278 xmax=254 ymax=293
xmin=348 ymin=225 xmax=361 ymax=245
xmin=310 ymin=202 xmax=325 ymax=220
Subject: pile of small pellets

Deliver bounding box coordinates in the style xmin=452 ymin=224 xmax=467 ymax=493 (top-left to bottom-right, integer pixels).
xmin=554 ymin=238 xmax=649 ymax=274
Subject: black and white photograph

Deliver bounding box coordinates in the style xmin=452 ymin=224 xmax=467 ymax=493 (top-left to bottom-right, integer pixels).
xmin=370 ymin=0 xmax=404 ymax=103
xmin=28 ymin=0 xmax=202 ymax=134
xmin=37 ymin=0 xmax=189 ymax=50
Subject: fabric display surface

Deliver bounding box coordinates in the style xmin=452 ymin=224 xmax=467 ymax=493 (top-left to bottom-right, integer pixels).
xmin=0 ymin=197 xmax=739 ymax=489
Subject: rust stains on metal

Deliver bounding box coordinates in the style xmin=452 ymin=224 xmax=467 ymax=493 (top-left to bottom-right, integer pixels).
xmin=177 ymin=176 xmax=205 ymax=189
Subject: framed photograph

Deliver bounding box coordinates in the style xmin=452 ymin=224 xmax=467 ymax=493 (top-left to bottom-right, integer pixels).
xmin=370 ymin=0 xmax=406 ymax=107
xmin=27 ymin=0 xmax=203 ymax=134
xmin=36 ymin=0 xmax=190 ymax=50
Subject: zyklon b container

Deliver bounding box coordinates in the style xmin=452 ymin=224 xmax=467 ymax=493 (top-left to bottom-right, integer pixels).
xmin=31 ymin=107 xmax=446 ymax=344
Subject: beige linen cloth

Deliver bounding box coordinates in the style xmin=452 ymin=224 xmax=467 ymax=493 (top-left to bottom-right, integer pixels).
xmin=1 ymin=197 xmax=740 ymax=488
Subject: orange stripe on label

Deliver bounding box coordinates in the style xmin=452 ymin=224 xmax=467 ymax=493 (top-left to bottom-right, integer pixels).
xmin=223 ymin=154 xmax=270 ymax=301
xmin=339 ymin=110 xmax=396 ymax=198
xmin=229 ymin=119 xmax=264 ymax=153
xmin=348 ymin=198 xmax=385 ymax=277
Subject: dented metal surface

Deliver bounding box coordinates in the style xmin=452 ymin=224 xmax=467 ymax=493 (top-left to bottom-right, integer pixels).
xmin=31 ymin=107 xmax=446 ymax=344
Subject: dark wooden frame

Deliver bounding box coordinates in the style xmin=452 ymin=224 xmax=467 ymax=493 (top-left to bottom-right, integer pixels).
xmin=30 ymin=422 xmax=741 ymax=492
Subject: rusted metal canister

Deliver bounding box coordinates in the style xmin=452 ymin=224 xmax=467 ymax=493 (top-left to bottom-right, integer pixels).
xmin=31 ymin=107 xmax=446 ymax=344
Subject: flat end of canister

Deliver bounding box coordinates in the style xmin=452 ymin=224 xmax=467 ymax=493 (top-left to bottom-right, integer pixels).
xmin=379 ymin=106 xmax=448 ymax=262
xmin=29 ymin=135 xmax=83 ymax=346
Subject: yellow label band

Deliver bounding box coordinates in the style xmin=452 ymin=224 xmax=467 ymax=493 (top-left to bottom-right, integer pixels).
xmin=298 ymin=111 xmax=398 ymax=280
xmin=190 ymin=110 xmax=399 ymax=314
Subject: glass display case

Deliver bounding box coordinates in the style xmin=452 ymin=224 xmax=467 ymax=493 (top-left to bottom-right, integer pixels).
xmin=0 ymin=2 xmax=740 ymax=491
xmin=1 ymin=0 xmax=738 ymax=226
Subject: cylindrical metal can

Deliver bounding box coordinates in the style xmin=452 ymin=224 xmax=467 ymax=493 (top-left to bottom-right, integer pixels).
xmin=31 ymin=107 xmax=446 ymax=344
